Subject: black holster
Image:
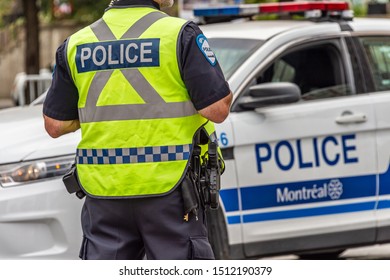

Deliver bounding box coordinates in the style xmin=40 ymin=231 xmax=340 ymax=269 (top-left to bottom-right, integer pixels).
xmin=206 ymin=141 xmax=221 ymax=210
xmin=181 ymin=172 xmax=200 ymax=219
xmin=192 ymin=141 xmax=222 ymax=211
xmin=62 ymin=163 xmax=85 ymax=199
xmin=181 ymin=128 xmax=222 ymax=218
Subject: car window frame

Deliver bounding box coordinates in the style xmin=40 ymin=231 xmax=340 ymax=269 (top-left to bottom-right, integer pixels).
xmin=231 ymin=36 xmax=356 ymax=112
xmin=354 ymin=34 xmax=390 ymax=94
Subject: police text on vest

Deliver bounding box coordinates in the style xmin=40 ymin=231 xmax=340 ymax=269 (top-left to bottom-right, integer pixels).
xmin=75 ymin=39 xmax=160 ymax=73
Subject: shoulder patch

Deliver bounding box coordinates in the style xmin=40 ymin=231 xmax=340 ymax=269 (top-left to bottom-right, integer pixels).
xmin=196 ymin=34 xmax=217 ymax=66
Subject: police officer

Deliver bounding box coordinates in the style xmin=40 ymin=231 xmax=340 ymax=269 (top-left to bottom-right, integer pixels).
xmin=43 ymin=0 xmax=232 ymax=260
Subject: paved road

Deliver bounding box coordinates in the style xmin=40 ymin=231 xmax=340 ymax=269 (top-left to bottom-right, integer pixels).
xmin=262 ymin=243 xmax=390 ymax=260
xmin=341 ymin=243 xmax=390 ymax=260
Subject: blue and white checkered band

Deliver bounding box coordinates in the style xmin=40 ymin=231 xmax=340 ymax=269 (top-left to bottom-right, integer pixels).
xmin=77 ymin=144 xmax=192 ymax=164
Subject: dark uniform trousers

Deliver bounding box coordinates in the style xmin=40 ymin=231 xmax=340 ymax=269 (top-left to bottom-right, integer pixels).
xmin=79 ymin=186 xmax=215 ymax=260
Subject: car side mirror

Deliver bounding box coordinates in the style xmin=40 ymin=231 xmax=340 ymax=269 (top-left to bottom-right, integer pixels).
xmin=237 ymin=82 xmax=301 ymax=110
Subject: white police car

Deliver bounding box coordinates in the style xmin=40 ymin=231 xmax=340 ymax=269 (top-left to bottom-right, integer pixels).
xmin=1 ymin=1 xmax=390 ymax=259
xmin=198 ymin=1 xmax=390 ymax=259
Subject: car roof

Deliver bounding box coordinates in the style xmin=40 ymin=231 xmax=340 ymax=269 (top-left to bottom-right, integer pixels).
xmin=199 ymin=17 xmax=390 ymax=41
xmin=199 ymin=20 xmax=317 ymax=40
xmin=348 ymin=17 xmax=390 ymax=32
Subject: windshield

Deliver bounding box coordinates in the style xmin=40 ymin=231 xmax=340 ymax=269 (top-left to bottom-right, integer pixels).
xmin=209 ymin=38 xmax=263 ymax=79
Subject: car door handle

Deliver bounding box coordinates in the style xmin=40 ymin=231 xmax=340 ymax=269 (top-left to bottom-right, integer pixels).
xmin=335 ymin=111 xmax=367 ymax=124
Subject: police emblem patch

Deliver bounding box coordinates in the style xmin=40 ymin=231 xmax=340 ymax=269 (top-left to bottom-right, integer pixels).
xmin=196 ymin=34 xmax=216 ymax=66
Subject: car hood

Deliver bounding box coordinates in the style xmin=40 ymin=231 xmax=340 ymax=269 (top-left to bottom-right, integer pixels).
xmin=0 ymin=105 xmax=80 ymax=164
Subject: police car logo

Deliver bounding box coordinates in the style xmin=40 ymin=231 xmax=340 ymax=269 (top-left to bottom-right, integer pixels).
xmin=327 ymin=179 xmax=343 ymax=200
xmin=196 ymin=34 xmax=217 ymax=66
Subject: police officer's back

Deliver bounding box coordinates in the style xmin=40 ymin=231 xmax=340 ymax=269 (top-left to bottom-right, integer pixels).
xmin=43 ymin=0 xmax=232 ymax=260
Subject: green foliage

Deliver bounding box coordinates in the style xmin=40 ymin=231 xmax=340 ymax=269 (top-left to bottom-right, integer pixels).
xmin=39 ymin=0 xmax=51 ymax=12
xmin=0 ymin=0 xmax=110 ymax=26
xmin=72 ymin=0 xmax=108 ymax=23
xmin=0 ymin=1 xmax=15 ymax=27
xmin=353 ymin=4 xmax=367 ymax=17
xmin=253 ymin=14 xmax=278 ymax=20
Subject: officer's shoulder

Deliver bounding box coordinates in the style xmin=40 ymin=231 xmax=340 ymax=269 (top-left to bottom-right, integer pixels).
xmin=178 ymin=21 xmax=203 ymax=40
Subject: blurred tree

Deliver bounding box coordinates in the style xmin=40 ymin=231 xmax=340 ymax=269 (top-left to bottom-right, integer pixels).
xmin=1 ymin=0 xmax=179 ymax=27
xmin=0 ymin=0 xmax=179 ymax=75
xmin=22 ymin=0 xmax=40 ymax=74
xmin=0 ymin=1 xmax=21 ymax=26
xmin=71 ymin=0 xmax=107 ymax=23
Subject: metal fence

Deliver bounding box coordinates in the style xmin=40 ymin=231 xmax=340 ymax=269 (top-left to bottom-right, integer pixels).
xmin=11 ymin=72 xmax=52 ymax=106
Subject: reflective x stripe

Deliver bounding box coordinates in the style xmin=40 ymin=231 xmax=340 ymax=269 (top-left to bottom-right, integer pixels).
xmin=78 ymin=12 xmax=197 ymax=123
xmin=77 ymin=144 xmax=192 ymax=164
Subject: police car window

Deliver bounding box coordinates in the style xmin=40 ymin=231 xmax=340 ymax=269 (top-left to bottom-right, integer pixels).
xmin=271 ymin=59 xmax=295 ymax=82
xmin=256 ymin=43 xmax=351 ymax=101
xmin=209 ymin=38 xmax=263 ymax=79
xmin=360 ymin=37 xmax=390 ymax=92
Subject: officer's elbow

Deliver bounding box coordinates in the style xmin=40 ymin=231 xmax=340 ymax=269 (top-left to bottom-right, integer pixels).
xmin=43 ymin=114 xmax=77 ymax=138
xmin=209 ymin=109 xmax=230 ymax=123
xmin=44 ymin=118 xmax=62 ymax=138
xmin=45 ymin=126 xmax=61 ymax=138
xmin=199 ymin=92 xmax=232 ymax=123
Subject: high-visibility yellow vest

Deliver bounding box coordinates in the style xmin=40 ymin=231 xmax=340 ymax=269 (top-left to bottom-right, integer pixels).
xmin=66 ymin=7 xmax=220 ymax=197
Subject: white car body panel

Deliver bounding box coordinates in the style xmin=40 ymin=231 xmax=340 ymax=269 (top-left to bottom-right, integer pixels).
xmin=0 ymin=179 xmax=82 ymax=259
xmin=0 ymin=105 xmax=82 ymax=259
xmin=0 ymin=106 xmax=80 ymax=164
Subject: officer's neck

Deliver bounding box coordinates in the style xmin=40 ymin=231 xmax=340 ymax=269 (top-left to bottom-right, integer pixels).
xmin=109 ymin=0 xmax=160 ymax=10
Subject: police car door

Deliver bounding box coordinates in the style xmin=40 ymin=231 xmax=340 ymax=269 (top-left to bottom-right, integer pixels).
xmin=358 ymin=35 xmax=390 ymax=243
xmin=231 ymin=39 xmax=378 ymax=257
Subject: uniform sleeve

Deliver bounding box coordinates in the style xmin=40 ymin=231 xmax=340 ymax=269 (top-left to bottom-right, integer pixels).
xmin=180 ymin=22 xmax=230 ymax=111
xmin=43 ymin=40 xmax=79 ymax=121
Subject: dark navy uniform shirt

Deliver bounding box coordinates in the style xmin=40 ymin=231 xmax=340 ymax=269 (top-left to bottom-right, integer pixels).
xmin=43 ymin=0 xmax=230 ymax=121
